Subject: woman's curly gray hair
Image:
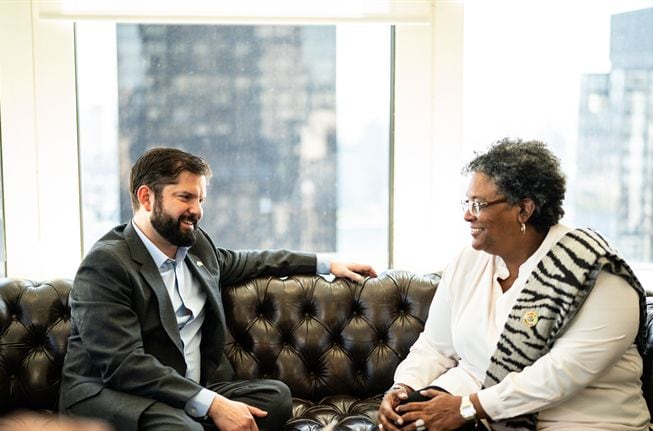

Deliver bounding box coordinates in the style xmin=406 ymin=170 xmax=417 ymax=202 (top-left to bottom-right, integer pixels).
xmin=463 ymin=138 xmax=566 ymax=233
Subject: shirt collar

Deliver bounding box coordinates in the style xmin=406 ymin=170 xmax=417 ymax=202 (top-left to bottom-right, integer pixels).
xmin=131 ymin=219 xmax=189 ymax=270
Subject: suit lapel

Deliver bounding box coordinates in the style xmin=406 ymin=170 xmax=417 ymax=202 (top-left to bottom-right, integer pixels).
xmin=186 ymin=253 xmax=225 ymax=323
xmin=124 ymin=222 xmax=184 ymax=354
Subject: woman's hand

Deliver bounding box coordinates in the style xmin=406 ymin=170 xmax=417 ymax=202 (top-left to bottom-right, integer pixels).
xmin=395 ymin=389 xmax=467 ymax=431
xmin=377 ymin=386 xmax=409 ymax=431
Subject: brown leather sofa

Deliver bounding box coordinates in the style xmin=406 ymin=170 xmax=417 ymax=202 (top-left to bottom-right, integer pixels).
xmin=0 ymin=270 xmax=439 ymax=430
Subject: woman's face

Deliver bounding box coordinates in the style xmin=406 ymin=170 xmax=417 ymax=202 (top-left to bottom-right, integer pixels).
xmin=464 ymin=172 xmax=519 ymax=256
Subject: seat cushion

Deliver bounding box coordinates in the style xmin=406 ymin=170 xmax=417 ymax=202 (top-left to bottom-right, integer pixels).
xmin=286 ymin=395 xmax=381 ymax=431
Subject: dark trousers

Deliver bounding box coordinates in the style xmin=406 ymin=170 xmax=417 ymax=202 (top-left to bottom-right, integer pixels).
xmin=66 ymin=379 xmax=292 ymax=431
xmin=400 ymin=386 xmax=488 ymax=431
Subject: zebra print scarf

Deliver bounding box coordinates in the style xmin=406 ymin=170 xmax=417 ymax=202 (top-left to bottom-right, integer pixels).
xmin=483 ymin=228 xmax=647 ymax=430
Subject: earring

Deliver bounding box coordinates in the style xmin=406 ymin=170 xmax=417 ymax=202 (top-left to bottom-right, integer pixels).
xmin=520 ymin=223 xmax=526 ymax=235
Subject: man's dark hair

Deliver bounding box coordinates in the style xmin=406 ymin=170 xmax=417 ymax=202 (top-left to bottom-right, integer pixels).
xmin=463 ymin=138 xmax=566 ymax=233
xmin=129 ymin=147 xmax=212 ymax=211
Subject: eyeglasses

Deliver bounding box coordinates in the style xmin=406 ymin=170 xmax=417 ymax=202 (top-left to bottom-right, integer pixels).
xmin=461 ymin=198 xmax=508 ymax=217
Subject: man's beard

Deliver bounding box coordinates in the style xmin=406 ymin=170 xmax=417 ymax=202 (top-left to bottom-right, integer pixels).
xmin=151 ymin=199 xmax=199 ymax=247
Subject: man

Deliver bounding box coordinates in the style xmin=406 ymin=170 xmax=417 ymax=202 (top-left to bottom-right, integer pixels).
xmin=59 ymin=148 xmax=376 ymax=431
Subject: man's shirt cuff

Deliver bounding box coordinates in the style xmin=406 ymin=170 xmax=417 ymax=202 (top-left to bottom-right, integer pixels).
xmin=185 ymin=388 xmax=217 ymax=418
xmin=316 ymin=254 xmax=331 ymax=274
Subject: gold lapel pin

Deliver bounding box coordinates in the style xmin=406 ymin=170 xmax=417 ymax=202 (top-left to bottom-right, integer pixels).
xmin=522 ymin=310 xmax=539 ymax=328
xmin=196 ymin=261 xmax=204 ymax=267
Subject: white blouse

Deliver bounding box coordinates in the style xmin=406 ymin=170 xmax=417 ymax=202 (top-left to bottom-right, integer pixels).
xmin=394 ymin=224 xmax=650 ymax=430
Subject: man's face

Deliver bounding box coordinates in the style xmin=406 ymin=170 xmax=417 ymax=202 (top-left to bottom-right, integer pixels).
xmin=150 ymin=172 xmax=206 ymax=248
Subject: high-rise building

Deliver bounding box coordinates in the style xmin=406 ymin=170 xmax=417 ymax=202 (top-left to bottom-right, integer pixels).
xmin=576 ymin=7 xmax=653 ymax=261
xmin=116 ymin=25 xmax=338 ymax=251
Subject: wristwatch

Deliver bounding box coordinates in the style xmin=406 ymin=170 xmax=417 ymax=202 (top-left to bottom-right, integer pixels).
xmin=459 ymin=395 xmax=477 ymax=421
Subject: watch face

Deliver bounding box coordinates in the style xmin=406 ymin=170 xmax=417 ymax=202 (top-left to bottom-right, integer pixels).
xmin=460 ymin=397 xmax=477 ymax=421
xmin=461 ymin=406 xmax=476 ymax=421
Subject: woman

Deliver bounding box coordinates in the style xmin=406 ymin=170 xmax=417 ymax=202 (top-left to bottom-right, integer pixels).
xmin=377 ymin=139 xmax=650 ymax=431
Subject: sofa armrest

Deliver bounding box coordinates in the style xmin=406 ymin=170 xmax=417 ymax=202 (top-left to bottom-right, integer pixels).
xmin=0 ymin=278 xmax=72 ymax=414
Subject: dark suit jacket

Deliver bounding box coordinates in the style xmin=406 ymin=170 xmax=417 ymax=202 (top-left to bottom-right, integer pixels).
xmin=58 ymin=222 xmax=316 ymax=427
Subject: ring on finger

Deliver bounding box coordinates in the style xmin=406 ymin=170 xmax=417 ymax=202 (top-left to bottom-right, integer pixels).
xmin=415 ymin=418 xmax=426 ymax=431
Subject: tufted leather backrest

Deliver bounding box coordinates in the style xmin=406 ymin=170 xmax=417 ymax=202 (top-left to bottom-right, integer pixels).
xmin=0 ymin=279 xmax=71 ymax=413
xmin=221 ymin=270 xmax=440 ymax=401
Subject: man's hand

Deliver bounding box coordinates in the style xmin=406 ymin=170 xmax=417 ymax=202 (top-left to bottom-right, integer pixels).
xmin=330 ymin=261 xmax=377 ymax=282
xmin=207 ymin=394 xmax=267 ymax=431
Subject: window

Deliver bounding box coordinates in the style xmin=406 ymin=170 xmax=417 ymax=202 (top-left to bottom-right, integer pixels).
xmin=77 ymin=23 xmax=391 ymax=268
xmin=461 ymin=0 xmax=653 ymax=283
